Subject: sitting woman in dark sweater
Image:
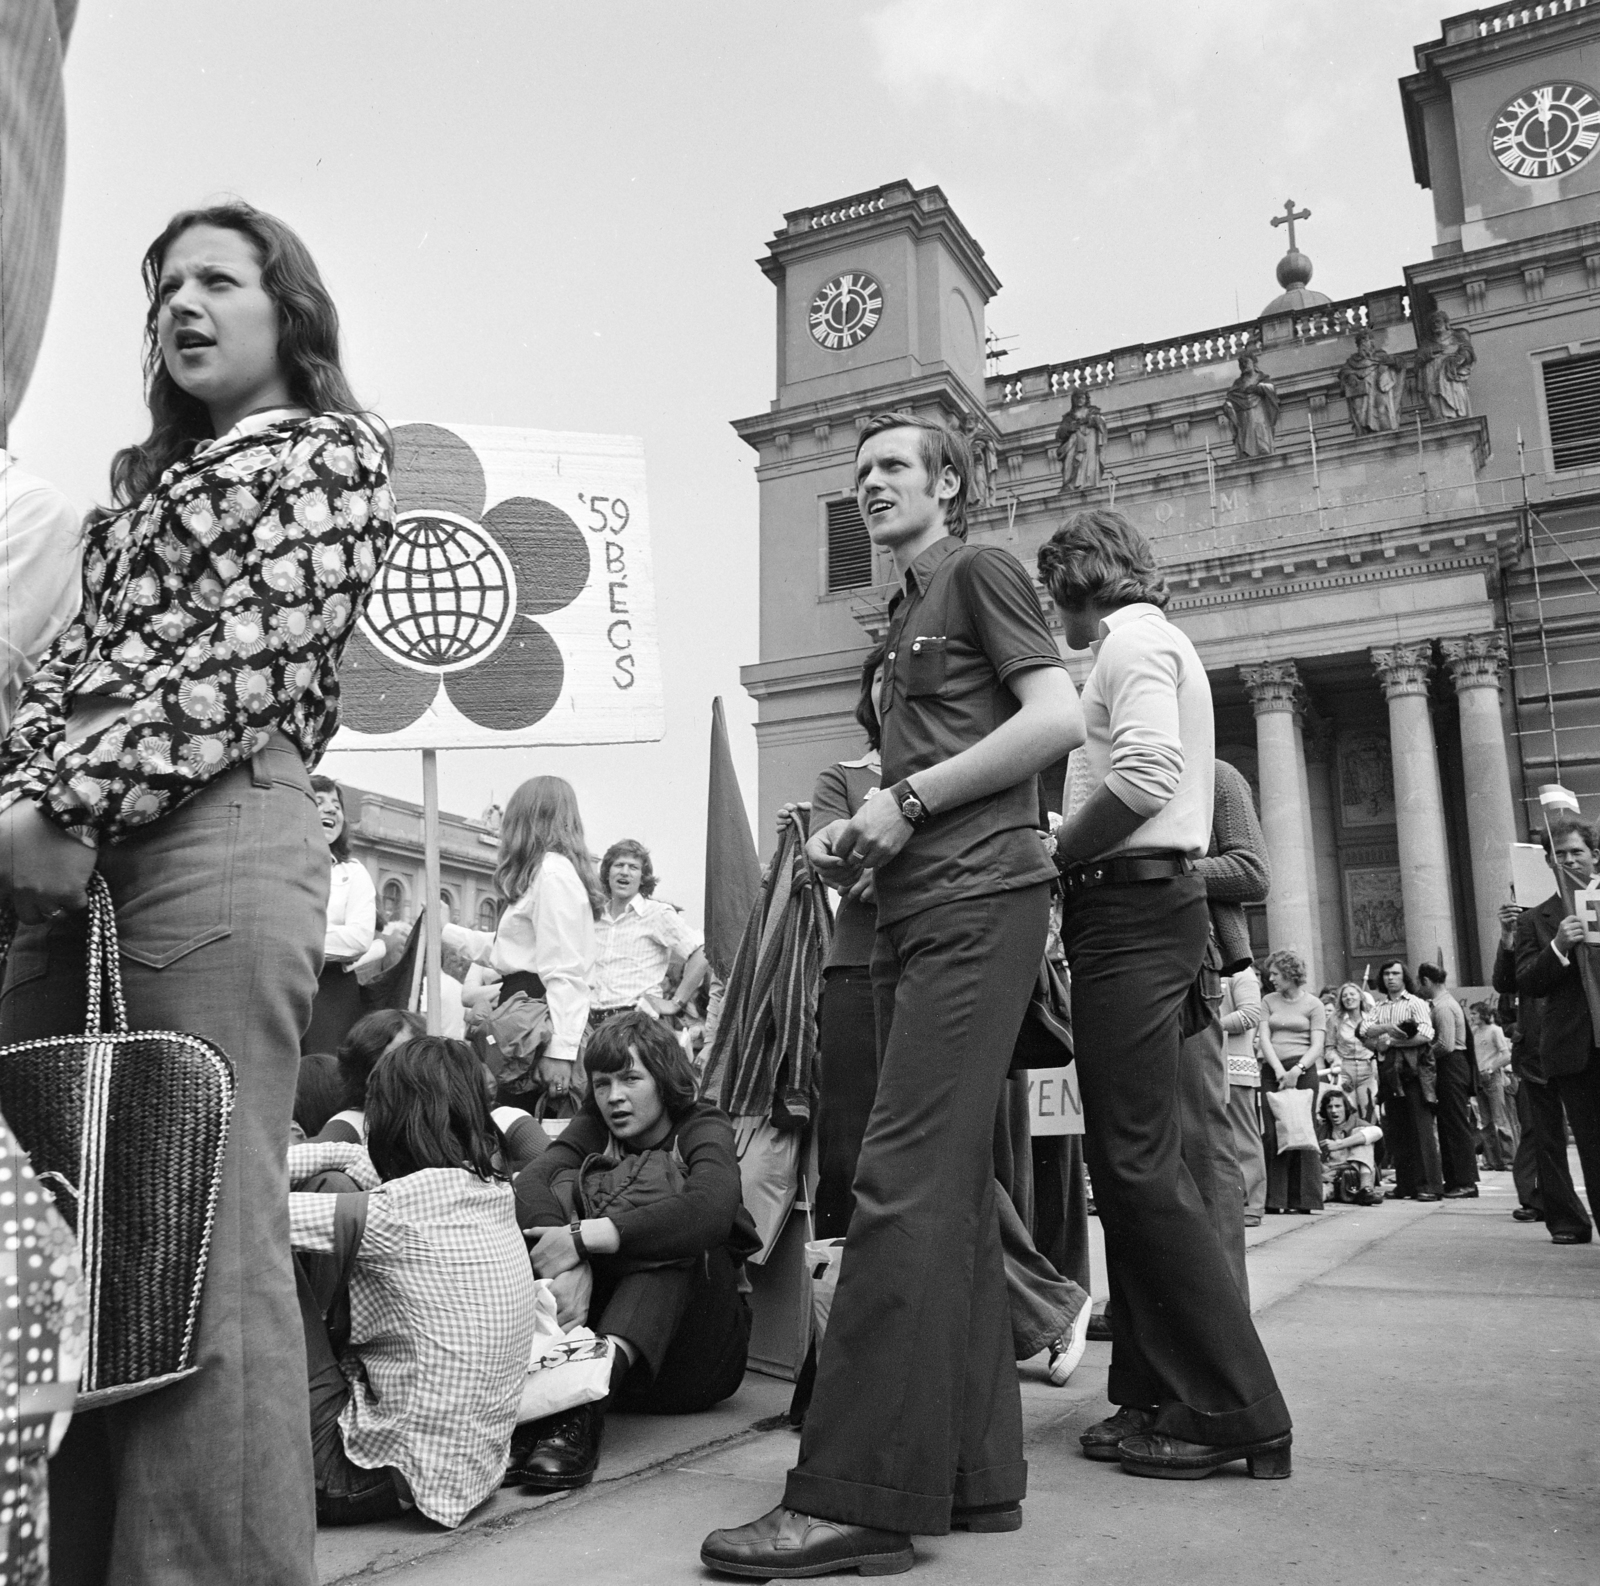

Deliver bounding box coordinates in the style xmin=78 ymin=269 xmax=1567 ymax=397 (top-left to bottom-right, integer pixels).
xmin=511 ymin=1010 xmax=758 ymax=1491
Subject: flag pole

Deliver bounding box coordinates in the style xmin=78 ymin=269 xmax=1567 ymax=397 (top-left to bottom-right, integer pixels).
xmin=421 ymin=748 xmax=444 ymax=1036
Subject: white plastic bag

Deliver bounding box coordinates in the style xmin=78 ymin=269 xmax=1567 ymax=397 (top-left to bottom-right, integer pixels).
xmin=805 ymin=1238 xmax=846 ymax=1346
xmin=1265 ymin=1086 xmax=1319 ymax=1154
xmin=516 ymin=1279 xmax=614 ymax=1424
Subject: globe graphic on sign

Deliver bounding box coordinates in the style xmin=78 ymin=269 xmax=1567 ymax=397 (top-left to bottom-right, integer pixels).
xmin=361 ymin=511 xmax=514 ymax=671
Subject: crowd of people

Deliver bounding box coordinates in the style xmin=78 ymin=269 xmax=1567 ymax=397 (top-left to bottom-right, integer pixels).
xmin=0 ymin=199 xmax=1594 ymax=1585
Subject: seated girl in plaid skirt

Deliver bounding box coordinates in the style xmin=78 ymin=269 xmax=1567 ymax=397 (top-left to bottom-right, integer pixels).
xmin=289 ymin=1035 xmax=537 ymax=1527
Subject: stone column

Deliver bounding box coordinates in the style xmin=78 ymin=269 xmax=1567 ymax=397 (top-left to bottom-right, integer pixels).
xmin=1241 ymin=661 xmax=1319 ymax=973
xmin=1303 ymin=716 xmax=1348 ymax=986
xmin=1371 ymin=643 xmax=1459 ymax=974
xmin=1442 ymin=632 xmax=1519 ymax=983
xmin=1289 ymin=714 xmax=1326 ymax=982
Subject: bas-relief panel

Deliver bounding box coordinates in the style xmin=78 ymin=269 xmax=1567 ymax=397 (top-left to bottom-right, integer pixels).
xmin=1339 ymin=732 xmax=1395 ymax=828
xmin=1346 ymin=866 xmax=1407 ymax=958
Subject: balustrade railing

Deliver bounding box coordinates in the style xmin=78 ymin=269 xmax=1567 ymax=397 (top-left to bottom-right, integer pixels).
xmin=1473 ymin=0 xmax=1587 ymax=36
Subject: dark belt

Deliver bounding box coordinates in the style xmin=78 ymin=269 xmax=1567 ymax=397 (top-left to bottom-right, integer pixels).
xmin=588 ymin=1004 xmax=633 ymax=1026
xmin=1060 ymin=851 xmax=1194 ymax=895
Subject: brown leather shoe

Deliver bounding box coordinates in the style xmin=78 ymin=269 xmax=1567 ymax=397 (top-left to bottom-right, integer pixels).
xmin=1080 ymin=1404 xmax=1157 ymax=1462
xmin=701 ymin=1506 xmax=913 ymax=1578
xmin=1118 ymin=1430 xmax=1292 ymax=1480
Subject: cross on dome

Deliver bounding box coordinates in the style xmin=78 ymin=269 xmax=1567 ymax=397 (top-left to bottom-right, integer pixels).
xmin=1270 ymin=198 xmax=1312 ymax=252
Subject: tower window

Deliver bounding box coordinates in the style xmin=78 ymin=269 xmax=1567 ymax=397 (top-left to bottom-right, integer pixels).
xmin=1544 ymin=351 xmax=1600 ymax=472
xmin=825 ymin=497 xmax=873 ymax=592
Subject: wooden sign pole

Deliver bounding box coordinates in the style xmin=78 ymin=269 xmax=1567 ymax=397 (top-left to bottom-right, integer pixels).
xmin=421 ymin=748 xmax=444 ymax=1037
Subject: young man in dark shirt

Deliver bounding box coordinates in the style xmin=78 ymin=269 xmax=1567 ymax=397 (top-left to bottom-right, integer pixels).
xmin=702 ymin=414 xmax=1084 ymax=1578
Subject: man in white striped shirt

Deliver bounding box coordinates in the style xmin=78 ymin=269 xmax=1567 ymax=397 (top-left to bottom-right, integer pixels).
xmin=1038 ymin=508 xmax=1292 ymax=1484
xmin=592 ymin=839 xmax=708 ymax=1018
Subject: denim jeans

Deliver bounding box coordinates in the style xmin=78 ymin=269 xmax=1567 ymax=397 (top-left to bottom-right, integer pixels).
xmin=2 ymin=736 xmax=326 ymax=1585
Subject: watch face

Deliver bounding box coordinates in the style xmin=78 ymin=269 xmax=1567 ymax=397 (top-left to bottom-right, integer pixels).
xmin=808 ymin=272 xmax=884 ymax=351
xmin=1490 ymin=82 xmax=1600 ymax=179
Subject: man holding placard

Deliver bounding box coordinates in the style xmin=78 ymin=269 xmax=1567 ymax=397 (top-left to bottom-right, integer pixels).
xmin=1514 ymin=815 xmax=1600 ymax=1245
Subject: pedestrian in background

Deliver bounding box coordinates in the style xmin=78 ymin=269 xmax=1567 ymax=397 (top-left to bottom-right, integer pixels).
xmin=1419 ymin=963 xmax=1479 ymax=1199
xmin=1365 ymin=960 xmax=1442 ymax=1202
xmin=1257 ymin=949 xmax=1326 ymax=1214
xmin=1468 ymin=1000 xmax=1516 ymax=1171
xmin=1328 ymin=983 xmax=1379 ymax=1118
xmin=1223 ymin=963 xmax=1266 ymax=1226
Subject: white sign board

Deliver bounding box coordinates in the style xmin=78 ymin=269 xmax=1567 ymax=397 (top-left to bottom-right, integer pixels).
xmin=1510 ymin=842 xmax=1559 ymax=909
xmin=331 ymin=422 xmax=664 ymax=750
xmin=1027 ymin=1065 xmax=1084 ymax=1136
xmin=1578 ymin=883 xmax=1600 ymax=946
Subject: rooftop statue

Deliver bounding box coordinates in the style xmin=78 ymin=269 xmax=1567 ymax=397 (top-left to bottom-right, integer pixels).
xmin=1417 ymin=310 xmax=1475 ymax=422
xmin=1053 ymin=389 xmax=1108 ymax=492
xmin=959 ymin=412 xmax=1000 ymax=507
xmin=1220 ymin=348 xmax=1280 ymax=459
xmin=1339 ymin=329 xmax=1402 ymax=434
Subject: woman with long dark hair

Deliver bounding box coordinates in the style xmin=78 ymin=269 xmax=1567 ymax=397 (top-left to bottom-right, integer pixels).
xmin=290 ymin=1036 xmax=536 ymax=1526
xmin=0 ymin=201 xmax=394 ymax=1584
xmin=301 ymin=774 xmax=377 ymax=1053
xmin=512 ymin=1011 xmax=757 ymax=1491
xmin=444 ymin=775 xmax=602 ymax=1104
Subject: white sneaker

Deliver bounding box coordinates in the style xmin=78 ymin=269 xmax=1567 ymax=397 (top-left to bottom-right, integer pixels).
xmin=1046 ymin=1300 xmax=1092 ymax=1386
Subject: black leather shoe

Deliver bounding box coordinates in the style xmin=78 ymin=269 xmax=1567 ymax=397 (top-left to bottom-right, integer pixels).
xmin=1086 ymin=1309 xmax=1113 ymax=1343
xmin=1414 ymin=1191 xmax=1441 ymax=1202
xmin=1442 ymin=1186 xmax=1479 ymax=1199
xmin=701 ymin=1506 xmax=913 ymax=1578
xmin=1118 ymin=1430 xmax=1292 ymax=1480
xmin=1551 ymin=1230 xmax=1593 ymax=1245
xmin=951 ymin=1502 xmax=1021 ymax=1532
xmin=1512 ymin=1207 xmax=1541 ymax=1222
xmin=510 ymin=1403 xmax=604 ymax=1491
xmin=1080 ymin=1404 xmax=1157 ymax=1463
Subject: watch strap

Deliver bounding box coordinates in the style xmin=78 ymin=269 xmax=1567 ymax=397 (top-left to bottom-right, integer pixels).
xmin=570 ymin=1219 xmax=590 ymax=1262
xmin=886 ymin=779 xmax=928 ymax=828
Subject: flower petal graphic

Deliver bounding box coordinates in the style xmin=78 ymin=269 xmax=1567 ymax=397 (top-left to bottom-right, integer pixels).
xmin=337 ymin=628 xmax=439 ymax=733
xmin=391 ymin=423 xmax=486 ymax=519
xmin=482 ymin=498 xmax=590 ymax=615
xmin=443 ymin=618 xmax=564 ymax=730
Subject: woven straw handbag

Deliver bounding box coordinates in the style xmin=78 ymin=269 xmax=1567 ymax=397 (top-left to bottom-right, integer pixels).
xmin=0 ymin=875 xmax=236 ymax=1409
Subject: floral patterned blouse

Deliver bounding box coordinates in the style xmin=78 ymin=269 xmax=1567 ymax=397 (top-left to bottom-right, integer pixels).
xmin=0 ymin=412 xmax=393 ymax=844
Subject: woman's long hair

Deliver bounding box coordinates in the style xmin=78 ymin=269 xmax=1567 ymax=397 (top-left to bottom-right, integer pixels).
xmin=494 ymin=776 xmax=604 ymax=917
xmin=365 ymin=1035 xmax=501 ymax=1183
xmin=106 ymin=200 xmax=389 ymax=510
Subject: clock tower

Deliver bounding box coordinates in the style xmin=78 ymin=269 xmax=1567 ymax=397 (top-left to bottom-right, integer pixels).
xmin=1402 ymin=5 xmax=1600 ymax=254
xmin=733 ymin=181 xmax=1002 ymax=825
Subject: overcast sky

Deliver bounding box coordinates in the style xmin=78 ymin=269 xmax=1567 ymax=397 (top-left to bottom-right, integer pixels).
xmin=13 ymin=0 xmax=1448 ymax=923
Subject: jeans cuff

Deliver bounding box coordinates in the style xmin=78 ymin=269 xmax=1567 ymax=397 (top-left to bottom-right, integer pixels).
xmin=1153 ymin=1387 xmax=1292 ymax=1447
xmin=784 ymin=1469 xmax=955 ymax=1537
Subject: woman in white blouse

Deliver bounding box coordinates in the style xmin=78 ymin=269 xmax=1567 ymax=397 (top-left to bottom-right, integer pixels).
xmin=444 ymin=776 xmax=603 ymax=1102
xmin=302 ymin=775 xmax=377 ymax=1053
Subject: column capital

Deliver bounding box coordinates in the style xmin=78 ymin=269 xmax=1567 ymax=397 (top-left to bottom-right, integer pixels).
xmin=1440 ymin=631 xmax=1508 ymax=694
xmin=1240 ymin=660 xmax=1303 ymax=716
xmin=1371 ymin=642 xmax=1433 ymax=700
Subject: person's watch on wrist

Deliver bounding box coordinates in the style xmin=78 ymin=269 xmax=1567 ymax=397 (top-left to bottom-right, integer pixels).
xmin=570 ymin=1219 xmax=590 ymax=1263
xmin=885 ymin=779 xmax=929 ymax=829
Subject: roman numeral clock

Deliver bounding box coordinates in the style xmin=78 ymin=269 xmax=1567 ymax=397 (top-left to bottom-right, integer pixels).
xmin=1490 ymin=81 xmax=1600 ymax=179
xmin=808 ymin=271 xmax=884 ymax=351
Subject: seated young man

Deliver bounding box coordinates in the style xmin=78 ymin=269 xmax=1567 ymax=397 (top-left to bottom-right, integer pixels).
xmin=290 ymin=1036 xmax=537 ymax=1528
xmin=512 ymin=1011 xmax=760 ymax=1491
xmin=1319 ymin=1089 xmax=1384 ymax=1205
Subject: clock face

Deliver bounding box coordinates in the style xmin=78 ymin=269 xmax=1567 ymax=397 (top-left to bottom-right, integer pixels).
xmin=808 ymin=272 xmax=884 ymax=351
xmin=1490 ymin=81 xmax=1600 ymax=179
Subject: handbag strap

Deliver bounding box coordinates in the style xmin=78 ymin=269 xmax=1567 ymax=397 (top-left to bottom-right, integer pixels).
xmin=83 ymin=874 xmax=130 ymax=1037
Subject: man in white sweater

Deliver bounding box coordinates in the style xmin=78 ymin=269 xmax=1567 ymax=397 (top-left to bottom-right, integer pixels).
xmin=1038 ymin=508 xmax=1292 ymax=1483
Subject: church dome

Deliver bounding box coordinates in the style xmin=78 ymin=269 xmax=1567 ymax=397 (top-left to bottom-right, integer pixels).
xmin=1262 ymin=247 xmax=1331 ymax=316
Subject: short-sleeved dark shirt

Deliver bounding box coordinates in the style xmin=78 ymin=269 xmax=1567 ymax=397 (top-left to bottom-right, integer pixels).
xmin=875 ymin=536 xmax=1064 ymax=925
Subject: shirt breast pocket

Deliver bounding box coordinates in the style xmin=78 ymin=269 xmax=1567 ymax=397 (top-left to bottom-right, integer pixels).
xmin=904 ymin=636 xmax=948 ymax=697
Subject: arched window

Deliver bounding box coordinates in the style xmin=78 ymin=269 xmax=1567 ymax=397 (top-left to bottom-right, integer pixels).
xmin=477 ymin=896 xmax=499 ymax=931
xmin=380 ymin=879 xmax=405 ymax=922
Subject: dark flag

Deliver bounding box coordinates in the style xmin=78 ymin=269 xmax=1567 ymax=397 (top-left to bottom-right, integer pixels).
xmin=0 ymin=0 xmax=76 ymax=430
xmin=703 ymin=695 xmax=760 ymax=980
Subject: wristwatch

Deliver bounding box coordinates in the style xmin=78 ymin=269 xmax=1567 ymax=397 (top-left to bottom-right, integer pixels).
xmin=886 ymin=779 xmax=929 ymax=829
xmin=569 ymin=1219 xmax=590 ymax=1262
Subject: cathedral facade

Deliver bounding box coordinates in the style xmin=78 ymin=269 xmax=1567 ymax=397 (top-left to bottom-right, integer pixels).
xmin=734 ymin=3 xmax=1600 ymax=989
